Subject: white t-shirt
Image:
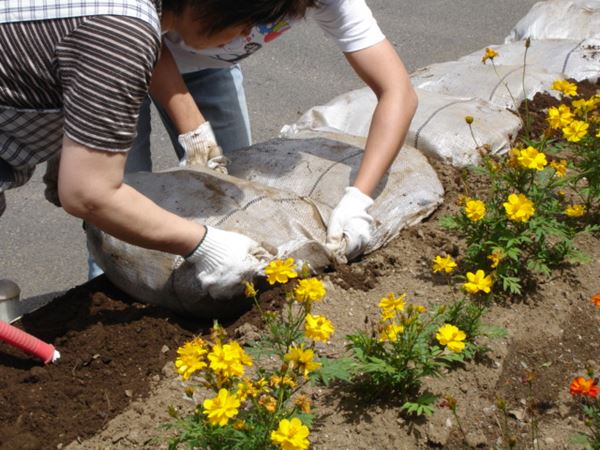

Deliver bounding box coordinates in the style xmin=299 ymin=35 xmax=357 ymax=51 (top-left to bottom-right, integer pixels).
xmin=164 ymin=0 xmax=385 ymax=73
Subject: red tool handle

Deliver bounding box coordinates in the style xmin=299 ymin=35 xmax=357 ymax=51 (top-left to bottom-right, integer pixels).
xmin=0 ymin=320 xmax=60 ymax=364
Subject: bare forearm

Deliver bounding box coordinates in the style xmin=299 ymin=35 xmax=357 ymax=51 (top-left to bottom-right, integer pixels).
xmin=58 ymin=136 xmax=204 ymax=257
xmin=345 ymin=39 xmax=418 ymax=197
xmin=353 ymin=88 xmax=417 ymax=196
xmin=83 ymin=184 xmax=204 ymax=256
xmin=149 ymin=43 xmax=205 ymax=134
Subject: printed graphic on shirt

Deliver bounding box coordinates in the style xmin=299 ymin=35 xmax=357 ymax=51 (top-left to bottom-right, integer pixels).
xmin=199 ymin=19 xmax=292 ymax=63
xmin=258 ymin=20 xmax=291 ymax=43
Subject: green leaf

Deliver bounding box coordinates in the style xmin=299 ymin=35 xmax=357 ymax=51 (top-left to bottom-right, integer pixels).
xmin=400 ymin=393 xmax=438 ymax=417
xmin=501 ymin=276 xmax=522 ymax=294
xmin=316 ymin=356 xmax=354 ymax=385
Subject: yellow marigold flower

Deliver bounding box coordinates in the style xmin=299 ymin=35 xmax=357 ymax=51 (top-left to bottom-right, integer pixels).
xmin=572 ymin=98 xmax=596 ymax=116
xmin=255 ymin=377 xmax=269 ymax=391
xmin=550 ymin=79 xmax=577 ymax=97
xmin=270 ymin=374 xmax=297 ymax=389
xmin=414 ymin=305 xmax=427 ymax=313
xmin=487 ymin=251 xmax=503 ymax=269
xmin=233 ymin=420 xmax=247 ymax=430
xmin=284 ymin=344 xmax=321 ymax=379
xmin=597 ymin=128 xmax=600 ymax=138
xmin=304 ymin=314 xmax=335 ymax=342
xmin=547 ymin=104 xmax=574 ymax=129
xmin=379 ymin=295 xmax=405 ymax=321
xmin=208 ymin=341 xmax=253 ymax=378
xmin=562 ymin=120 xmax=589 ymax=142
xmin=463 ymin=269 xmax=493 ymax=294
xmin=294 ymin=395 xmax=312 ymax=414
xmin=202 ymin=389 xmax=241 ymax=426
xmin=265 ymin=258 xmax=298 ymax=285
xmin=550 ymin=159 xmax=567 ymax=177
xmin=516 ymin=146 xmax=547 ymax=170
xmin=175 ymin=337 xmax=208 ymax=380
xmin=379 ymin=323 xmax=405 ymax=342
xmin=507 ymin=147 xmax=521 ymax=167
xmin=436 ymin=324 xmax=467 ymax=353
xmin=503 ymin=193 xmax=535 ymax=223
xmin=258 ymin=395 xmax=278 ymax=413
xmin=565 ymin=204 xmax=586 ymax=217
xmin=464 ymin=199 xmax=486 ymax=222
xmin=271 ymin=417 xmax=310 ymax=450
xmin=481 ymin=47 xmax=499 ymax=64
xmin=432 ymin=255 xmax=457 ymax=273
xmin=236 ymin=378 xmax=259 ymax=401
xmin=244 ymin=281 xmax=257 ymax=298
xmin=378 ymin=292 xmax=406 ymax=312
xmin=294 ymin=277 xmax=326 ymax=303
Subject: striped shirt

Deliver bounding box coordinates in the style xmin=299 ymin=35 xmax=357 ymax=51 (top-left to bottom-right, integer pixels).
xmin=0 ymin=8 xmax=161 ymax=151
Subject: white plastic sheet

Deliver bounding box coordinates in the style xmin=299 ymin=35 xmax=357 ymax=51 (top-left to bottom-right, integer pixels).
xmin=459 ymin=38 xmax=600 ymax=82
xmin=410 ymin=61 xmax=561 ymax=109
xmin=505 ymin=0 xmax=600 ymax=42
xmin=281 ymin=87 xmax=522 ymax=167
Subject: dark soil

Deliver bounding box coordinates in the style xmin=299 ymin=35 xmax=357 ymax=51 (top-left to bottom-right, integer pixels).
xmin=0 ymin=277 xmax=278 ymax=450
xmin=521 ymin=78 xmax=599 ymax=139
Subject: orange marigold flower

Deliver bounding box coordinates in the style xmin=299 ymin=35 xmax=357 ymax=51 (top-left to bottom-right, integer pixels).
xmin=592 ymin=294 xmax=600 ymax=307
xmin=569 ymin=377 xmax=600 ymax=397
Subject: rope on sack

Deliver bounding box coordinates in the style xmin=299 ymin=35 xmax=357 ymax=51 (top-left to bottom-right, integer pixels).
xmin=307 ymin=150 xmax=363 ymax=198
xmin=412 ymin=98 xmax=473 ymax=149
xmin=562 ymin=39 xmax=587 ymax=74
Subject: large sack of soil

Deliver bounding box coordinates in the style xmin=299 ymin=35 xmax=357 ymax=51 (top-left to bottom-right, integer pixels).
xmin=280 ymin=87 xmax=522 ymax=167
xmin=458 ymin=39 xmax=600 ymax=82
xmin=87 ymin=138 xmax=443 ymax=318
xmin=505 ymin=0 xmax=600 ymax=42
xmin=410 ymin=61 xmax=561 ymax=109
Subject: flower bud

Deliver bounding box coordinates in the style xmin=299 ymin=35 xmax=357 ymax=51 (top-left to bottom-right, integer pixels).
xmin=465 ymin=115 xmax=474 ymax=124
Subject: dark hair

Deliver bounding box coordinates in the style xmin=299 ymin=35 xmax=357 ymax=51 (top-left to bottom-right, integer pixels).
xmin=163 ymin=0 xmax=319 ymax=35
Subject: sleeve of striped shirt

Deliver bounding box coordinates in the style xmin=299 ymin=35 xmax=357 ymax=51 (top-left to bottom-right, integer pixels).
xmin=57 ymin=15 xmax=160 ymax=152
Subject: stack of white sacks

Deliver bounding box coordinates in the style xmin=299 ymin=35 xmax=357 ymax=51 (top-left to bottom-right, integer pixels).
xmin=88 ymin=0 xmax=600 ymax=317
xmin=282 ymin=0 xmax=599 ymax=166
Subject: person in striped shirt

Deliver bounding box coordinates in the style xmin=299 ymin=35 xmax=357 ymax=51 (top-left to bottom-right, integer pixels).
xmin=0 ymin=0 xmax=317 ymax=301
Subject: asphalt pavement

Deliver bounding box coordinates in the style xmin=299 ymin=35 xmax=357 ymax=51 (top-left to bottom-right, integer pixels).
xmin=0 ymin=0 xmax=540 ymax=313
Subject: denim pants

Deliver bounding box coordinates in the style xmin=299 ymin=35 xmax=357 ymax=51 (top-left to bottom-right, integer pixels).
xmin=88 ymin=64 xmax=252 ymax=279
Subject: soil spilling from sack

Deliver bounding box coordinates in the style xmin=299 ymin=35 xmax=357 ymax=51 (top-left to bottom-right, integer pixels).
xmin=0 ymin=80 xmax=598 ymax=450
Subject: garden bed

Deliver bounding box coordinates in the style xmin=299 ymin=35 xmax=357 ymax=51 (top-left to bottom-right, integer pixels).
xmin=1 ymin=82 xmax=599 ymax=450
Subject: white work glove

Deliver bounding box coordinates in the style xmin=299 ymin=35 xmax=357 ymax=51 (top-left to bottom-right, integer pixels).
xmin=186 ymin=226 xmax=268 ymax=299
xmin=178 ymin=122 xmax=229 ymax=174
xmin=326 ymin=187 xmax=374 ymax=262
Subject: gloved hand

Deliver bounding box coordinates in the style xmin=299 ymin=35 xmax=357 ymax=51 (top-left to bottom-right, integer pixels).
xmin=326 ymin=187 xmax=374 ymax=261
xmin=178 ymin=122 xmax=229 ymax=174
xmin=186 ymin=226 xmax=268 ymax=299
xmin=42 ymin=153 xmax=61 ymax=207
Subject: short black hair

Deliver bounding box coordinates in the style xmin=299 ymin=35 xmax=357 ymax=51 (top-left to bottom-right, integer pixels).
xmin=163 ymin=0 xmax=319 ymax=35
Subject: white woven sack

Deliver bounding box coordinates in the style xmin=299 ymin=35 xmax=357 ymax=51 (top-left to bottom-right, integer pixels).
xmin=87 ymin=138 xmax=443 ymax=318
xmin=505 ymin=0 xmax=600 ymax=42
xmin=280 ymin=87 xmax=522 ymax=167
xmin=459 ymin=39 xmax=600 ymax=82
xmin=410 ymin=61 xmax=561 ymax=109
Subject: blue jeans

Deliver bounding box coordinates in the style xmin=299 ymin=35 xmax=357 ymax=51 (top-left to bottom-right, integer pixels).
xmin=88 ymin=65 xmax=252 ymax=279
